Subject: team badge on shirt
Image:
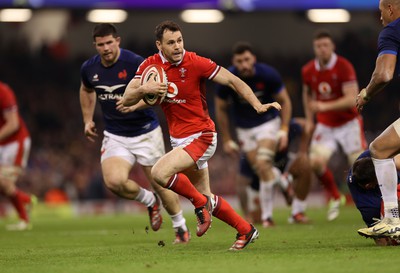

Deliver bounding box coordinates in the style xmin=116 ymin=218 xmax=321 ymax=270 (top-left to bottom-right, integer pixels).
xmin=179 ymin=67 xmax=187 ymax=78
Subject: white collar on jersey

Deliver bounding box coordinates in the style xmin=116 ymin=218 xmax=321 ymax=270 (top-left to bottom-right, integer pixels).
xmin=159 ymin=50 xmax=186 ymax=66
xmin=314 ymin=52 xmax=337 ymax=71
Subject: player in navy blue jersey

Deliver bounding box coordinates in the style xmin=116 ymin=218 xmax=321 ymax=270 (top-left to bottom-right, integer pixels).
xmin=79 ymin=23 xmax=189 ymax=244
xmin=348 ymin=150 xmax=400 ymax=246
xmin=215 ymin=42 xmax=292 ymax=228
xmin=356 ymin=0 xmax=400 ymax=239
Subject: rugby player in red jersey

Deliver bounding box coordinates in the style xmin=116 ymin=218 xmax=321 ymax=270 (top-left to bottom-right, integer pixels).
xmin=302 ymin=30 xmax=367 ymax=221
xmin=122 ymin=20 xmax=281 ymax=250
xmin=0 ymin=81 xmax=36 ymax=231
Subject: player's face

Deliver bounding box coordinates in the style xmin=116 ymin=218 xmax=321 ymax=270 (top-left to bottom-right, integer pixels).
xmin=379 ymin=0 xmax=392 ymax=26
xmin=94 ymin=35 xmax=121 ymax=66
xmin=232 ymin=51 xmax=256 ymax=78
xmin=156 ymin=30 xmax=184 ymax=64
xmin=313 ymin=37 xmax=335 ymax=65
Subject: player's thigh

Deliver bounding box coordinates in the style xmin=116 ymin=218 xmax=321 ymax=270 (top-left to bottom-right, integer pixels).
xmin=370 ymin=118 xmax=400 ymax=158
xmin=101 ymin=157 xmax=132 ymax=185
xmin=152 ymin=147 xmax=195 ymax=181
xmin=336 ymin=118 xmax=367 ymax=160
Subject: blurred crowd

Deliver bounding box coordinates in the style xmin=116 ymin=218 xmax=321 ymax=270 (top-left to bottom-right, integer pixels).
xmin=1 ymin=28 xmax=399 ymax=202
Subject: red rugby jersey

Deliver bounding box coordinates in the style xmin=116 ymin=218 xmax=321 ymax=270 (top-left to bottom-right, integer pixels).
xmin=302 ymin=54 xmax=359 ymax=127
xmin=0 ymin=81 xmax=29 ymax=144
xmin=136 ymin=51 xmax=220 ymax=138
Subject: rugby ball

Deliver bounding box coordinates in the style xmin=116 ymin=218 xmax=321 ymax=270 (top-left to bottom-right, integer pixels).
xmin=140 ymin=64 xmax=167 ymax=106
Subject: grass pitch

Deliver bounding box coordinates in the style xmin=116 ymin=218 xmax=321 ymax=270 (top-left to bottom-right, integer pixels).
xmin=0 ymin=205 xmax=398 ymax=273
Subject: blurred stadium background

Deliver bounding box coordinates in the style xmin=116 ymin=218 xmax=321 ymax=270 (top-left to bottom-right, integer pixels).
xmin=0 ymin=0 xmax=397 ymax=215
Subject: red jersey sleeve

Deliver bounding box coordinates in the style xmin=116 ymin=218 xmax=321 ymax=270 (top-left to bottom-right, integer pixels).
xmin=192 ymin=54 xmax=220 ymax=80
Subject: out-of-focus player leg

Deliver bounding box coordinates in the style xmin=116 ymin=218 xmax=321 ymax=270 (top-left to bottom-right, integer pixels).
xmin=236 ymin=173 xmax=250 ymax=221
xmin=287 ymin=154 xmax=312 ymax=224
xmin=309 ymin=143 xmax=342 ymax=221
xmin=0 ymin=166 xmax=34 ymax=231
xmin=247 ymin=140 xmax=277 ymax=228
xmin=1 ymin=138 xmax=35 ymax=231
xmin=237 ymin=155 xmax=261 ymax=223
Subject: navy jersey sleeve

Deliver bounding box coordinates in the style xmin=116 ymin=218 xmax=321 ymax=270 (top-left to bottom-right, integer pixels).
xmin=378 ymin=24 xmax=400 ymax=56
xmin=80 ymin=60 xmax=92 ymax=88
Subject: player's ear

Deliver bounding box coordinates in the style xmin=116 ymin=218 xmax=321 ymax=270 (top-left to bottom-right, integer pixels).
xmin=116 ymin=36 xmax=121 ymax=44
xmin=156 ymin=40 xmax=161 ymax=51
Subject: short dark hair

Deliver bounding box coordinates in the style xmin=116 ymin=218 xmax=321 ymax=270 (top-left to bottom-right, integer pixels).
xmin=232 ymin=41 xmax=255 ymax=55
xmin=154 ymin=20 xmax=182 ymax=42
xmin=313 ymin=29 xmax=333 ymax=41
xmin=351 ymin=157 xmax=377 ymax=187
xmin=92 ymin=23 xmax=118 ymax=41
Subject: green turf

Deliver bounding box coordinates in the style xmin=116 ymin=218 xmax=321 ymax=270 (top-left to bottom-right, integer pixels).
xmin=0 ymin=205 xmax=398 ymax=273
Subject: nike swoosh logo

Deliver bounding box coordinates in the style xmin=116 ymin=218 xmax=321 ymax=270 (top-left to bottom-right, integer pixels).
xmin=95 ymin=84 xmax=126 ymax=93
xmin=372 ymin=227 xmax=385 ymax=232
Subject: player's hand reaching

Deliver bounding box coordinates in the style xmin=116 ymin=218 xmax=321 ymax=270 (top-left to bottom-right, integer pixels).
xmin=255 ymin=102 xmax=281 ymax=114
xmin=116 ymin=97 xmax=148 ymax=113
xmin=84 ymin=121 xmax=98 ymax=142
xmin=356 ymin=88 xmax=370 ymax=112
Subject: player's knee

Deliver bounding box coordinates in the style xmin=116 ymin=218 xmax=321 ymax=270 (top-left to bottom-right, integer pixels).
xmin=256 ymin=147 xmax=275 ymax=162
xmin=254 ymin=148 xmax=274 ymax=173
xmin=369 ymin=141 xmax=384 ymax=159
xmin=150 ymin=166 xmax=167 ymax=187
xmin=103 ymin=174 xmax=125 ymax=193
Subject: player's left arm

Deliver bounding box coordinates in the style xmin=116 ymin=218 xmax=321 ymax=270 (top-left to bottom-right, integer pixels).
xmin=357 ymin=53 xmax=396 ymax=111
xmin=212 ymin=67 xmax=281 ymax=113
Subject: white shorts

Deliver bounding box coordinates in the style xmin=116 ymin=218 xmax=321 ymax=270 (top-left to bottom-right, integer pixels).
xmin=101 ymin=126 xmax=165 ymax=166
xmin=170 ymin=131 xmax=217 ymax=170
xmin=236 ymin=117 xmax=281 ymax=152
xmin=0 ymin=137 xmax=31 ymax=168
xmin=311 ymin=117 xmax=366 ymax=156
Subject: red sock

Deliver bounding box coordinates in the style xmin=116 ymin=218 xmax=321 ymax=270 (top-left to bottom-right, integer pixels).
xmin=166 ymin=173 xmax=207 ymax=208
xmin=318 ymin=169 xmax=341 ymax=200
xmin=9 ymin=190 xmax=29 ymax=222
xmin=212 ymin=195 xmax=251 ymax=235
xmin=16 ymin=189 xmax=31 ymax=204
